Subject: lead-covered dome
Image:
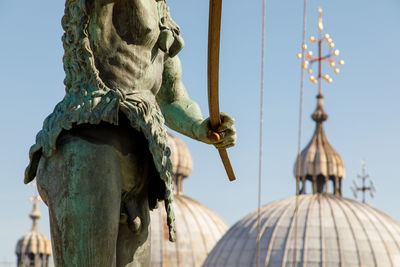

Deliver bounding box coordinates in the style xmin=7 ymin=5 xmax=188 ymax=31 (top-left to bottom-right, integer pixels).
xmin=150 ymin=195 xmax=228 ymax=266
xmin=204 ymin=194 xmax=400 ymax=266
xmin=150 ymin=133 xmax=228 ymax=266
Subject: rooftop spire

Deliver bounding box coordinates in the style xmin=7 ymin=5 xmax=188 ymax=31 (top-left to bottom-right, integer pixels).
xmin=29 ymin=196 xmax=41 ymax=231
xmin=294 ymin=7 xmax=345 ymax=196
xmin=351 ymin=160 xmax=376 ymax=203
xmin=311 ymin=94 xmax=328 ymax=123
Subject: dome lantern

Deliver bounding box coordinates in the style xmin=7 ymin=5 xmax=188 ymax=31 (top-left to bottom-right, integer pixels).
xmin=294 ymin=94 xmax=345 ymax=196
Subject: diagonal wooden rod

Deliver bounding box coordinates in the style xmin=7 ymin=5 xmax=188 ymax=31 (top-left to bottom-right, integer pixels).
xmin=208 ymin=0 xmax=236 ymax=182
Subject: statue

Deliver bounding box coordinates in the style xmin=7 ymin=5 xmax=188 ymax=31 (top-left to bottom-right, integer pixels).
xmin=24 ymin=0 xmax=236 ymax=266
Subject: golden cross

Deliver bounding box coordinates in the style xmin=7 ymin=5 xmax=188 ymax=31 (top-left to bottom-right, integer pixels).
xmin=297 ymin=8 xmax=344 ymax=96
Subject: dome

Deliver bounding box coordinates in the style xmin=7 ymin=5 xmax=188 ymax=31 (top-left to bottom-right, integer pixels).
xmin=294 ymin=95 xmax=345 ymax=195
xmin=168 ymin=133 xmax=193 ymax=195
xmin=15 ymin=201 xmax=52 ymax=267
xmin=204 ymin=194 xmax=400 ymax=266
xmin=149 ymin=133 xmax=228 ymax=266
xmin=150 ymin=195 xmax=228 ymax=266
xmin=168 ymin=132 xmax=193 ymax=179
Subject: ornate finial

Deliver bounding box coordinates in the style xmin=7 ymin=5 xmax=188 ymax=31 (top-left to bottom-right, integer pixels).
xmin=318 ymin=8 xmax=324 ymax=31
xmin=311 ymin=94 xmax=328 ymax=123
xmin=351 ymin=160 xmax=376 ymax=203
xmin=28 ymin=182 xmax=42 ymax=231
xmin=297 ymin=7 xmax=344 ymax=96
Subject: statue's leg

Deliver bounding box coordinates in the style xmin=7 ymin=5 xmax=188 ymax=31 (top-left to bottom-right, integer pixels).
xmin=116 ymin=138 xmax=152 ymax=267
xmin=36 ymin=134 xmax=123 ymax=267
xmin=116 ymin=196 xmax=151 ymax=267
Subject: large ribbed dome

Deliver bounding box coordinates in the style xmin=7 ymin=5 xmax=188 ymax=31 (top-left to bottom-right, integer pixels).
xmin=150 ymin=195 xmax=228 ymax=267
xmin=204 ymin=194 xmax=400 ymax=266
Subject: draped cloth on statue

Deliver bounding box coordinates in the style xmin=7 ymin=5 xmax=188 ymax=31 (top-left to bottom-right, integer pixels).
xmin=25 ymin=89 xmax=176 ymax=240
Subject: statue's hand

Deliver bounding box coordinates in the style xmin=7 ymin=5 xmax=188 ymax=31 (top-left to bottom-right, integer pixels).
xmin=194 ymin=113 xmax=236 ymax=149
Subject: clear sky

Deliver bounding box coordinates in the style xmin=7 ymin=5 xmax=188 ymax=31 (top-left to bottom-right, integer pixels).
xmin=1 ymin=0 xmax=399 ymax=263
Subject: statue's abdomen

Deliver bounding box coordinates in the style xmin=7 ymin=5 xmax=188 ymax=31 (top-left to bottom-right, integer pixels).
xmin=88 ymin=0 xmax=161 ymax=93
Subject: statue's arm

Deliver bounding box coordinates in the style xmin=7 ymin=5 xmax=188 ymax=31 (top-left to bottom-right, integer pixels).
xmin=156 ymin=56 xmax=235 ymax=149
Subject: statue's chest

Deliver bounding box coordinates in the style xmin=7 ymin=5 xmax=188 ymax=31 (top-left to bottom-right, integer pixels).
xmin=112 ymin=0 xmax=160 ymax=46
xmin=88 ymin=0 xmax=171 ymax=92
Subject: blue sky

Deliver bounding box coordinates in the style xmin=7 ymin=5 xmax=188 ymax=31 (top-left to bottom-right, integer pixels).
xmin=1 ymin=0 xmax=399 ymax=263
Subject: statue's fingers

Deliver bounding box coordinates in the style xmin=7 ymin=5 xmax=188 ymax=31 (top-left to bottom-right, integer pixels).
xmin=221 ymin=113 xmax=235 ymax=124
xmin=214 ymin=136 xmax=236 ymax=149
xmin=215 ymin=142 xmax=235 ymax=150
xmin=218 ymin=113 xmax=235 ymax=131
xmin=218 ymin=129 xmax=236 ymax=140
xmin=218 ymin=122 xmax=235 ymax=132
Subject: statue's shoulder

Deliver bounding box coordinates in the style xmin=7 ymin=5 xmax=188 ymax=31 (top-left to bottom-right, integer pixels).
xmin=156 ymin=0 xmax=184 ymax=57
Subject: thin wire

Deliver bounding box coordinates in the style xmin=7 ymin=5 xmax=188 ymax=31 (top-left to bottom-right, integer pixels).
xmin=293 ymin=0 xmax=308 ymax=265
xmin=256 ymin=0 xmax=267 ymax=266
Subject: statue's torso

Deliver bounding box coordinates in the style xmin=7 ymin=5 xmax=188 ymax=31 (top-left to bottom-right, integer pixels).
xmin=88 ymin=0 xmax=164 ymax=96
xmin=26 ymin=0 xmax=179 ymax=244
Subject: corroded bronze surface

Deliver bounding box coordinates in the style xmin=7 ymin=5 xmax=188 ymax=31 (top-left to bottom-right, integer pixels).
xmin=26 ymin=0 xmax=236 ymax=265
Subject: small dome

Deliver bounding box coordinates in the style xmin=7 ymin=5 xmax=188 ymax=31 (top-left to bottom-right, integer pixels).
xmin=168 ymin=133 xmax=193 ymax=178
xmin=168 ymin=133 xmax=193 ymax=195
xmin=204 ymin=194 xmax=400 ymax=266
xmin=15 ymin=230 xmax=52 ymax=256
xmin=294 ymin=95 xmax=345 ymax=195
xmin=150 ymin=195 xmax=228 ymax=267
xmin=15 ymin=202 xmax=52 ymax=266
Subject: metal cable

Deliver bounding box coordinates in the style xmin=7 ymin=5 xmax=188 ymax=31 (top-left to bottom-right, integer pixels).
xmin=293 ymin=0 xmax=308 ymax=265
xmin=256 ymin=0 xmax=267 ymax=266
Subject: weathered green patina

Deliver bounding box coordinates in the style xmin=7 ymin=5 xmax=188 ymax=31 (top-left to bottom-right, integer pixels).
xmin=25 ymin=0 xmax=235 ymax=266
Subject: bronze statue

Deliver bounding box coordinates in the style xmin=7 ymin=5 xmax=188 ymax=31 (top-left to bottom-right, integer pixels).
xmin=25 ymin=0 xmax=236 ymax=266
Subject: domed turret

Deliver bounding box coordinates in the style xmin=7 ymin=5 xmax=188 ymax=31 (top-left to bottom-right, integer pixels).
xmin=150 ymin=133 xmax=228 ymax=267
xmin=15 ymin=199 xmax=52 ymax=267
xmin=167 ymin=132 xmax=193 ymax=195
xmin=294 ymin=94 xmax=345 ymax=195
